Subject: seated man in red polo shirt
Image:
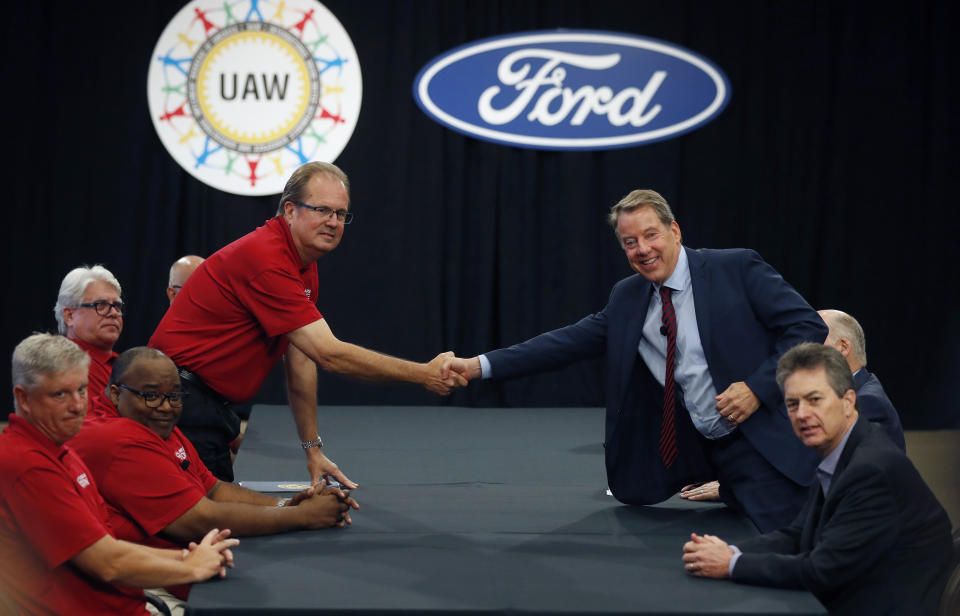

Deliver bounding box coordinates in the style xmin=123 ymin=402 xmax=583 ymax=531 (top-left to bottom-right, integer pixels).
xmin=0 ymin=334 xmax=238 ymax=616
xmin=54 ymin=264 xmax=124 ymax=423
xmin=71 ymin=346 xmax=359 ymax=613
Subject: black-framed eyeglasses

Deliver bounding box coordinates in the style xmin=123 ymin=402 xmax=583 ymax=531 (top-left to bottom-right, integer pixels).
xmin=291 ymin=201 xmax=353 ymax=224
xmin=117 ymin=384 xmax=189 ymax=408
xmin=78 ymin=301 xmax=124 ymax=316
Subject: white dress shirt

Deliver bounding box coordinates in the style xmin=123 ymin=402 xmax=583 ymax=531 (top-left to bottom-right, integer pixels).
xmin=638 ymin=249 xmax=732 ymax=439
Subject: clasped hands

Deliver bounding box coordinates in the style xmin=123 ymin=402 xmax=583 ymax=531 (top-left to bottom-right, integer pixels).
xmin=682 ymin=533 xmax=733 ymax=578
xmin=286 ymin=479 xmax=360 ymax=528
xmin=422 ymin=353 xmax=482 ymax=395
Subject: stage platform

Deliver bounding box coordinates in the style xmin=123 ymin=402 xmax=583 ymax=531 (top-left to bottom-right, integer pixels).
xmin=185 ymin=405 xmax=825 ymax=615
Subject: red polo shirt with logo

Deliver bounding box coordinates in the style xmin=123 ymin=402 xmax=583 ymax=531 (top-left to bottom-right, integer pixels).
xmin=0 ymin=415 xmax=147 ymax=615
xmin=71 ymin=417 xmax=219 ymax=600
xmin=149 ymin=217 xmax=322 ymax=401
xmin=70 ymin=337 xmax=120 ymax=424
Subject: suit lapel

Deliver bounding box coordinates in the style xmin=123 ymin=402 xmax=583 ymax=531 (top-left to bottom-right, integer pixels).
xmin=801 ymin=486 xmax=825 ymax=549
xmin=687 ymin=248 xmax=716 ymax=373
xmin=811 ymin=417 xmax=868 ymax=544
xmin=617 ymin=277 xmax=652 ymax=410
xmin=831 ymin=416 xmax=867 ymax=483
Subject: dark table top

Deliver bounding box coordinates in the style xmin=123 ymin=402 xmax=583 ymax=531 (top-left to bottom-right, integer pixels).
xmin=186 ymin=405 xmax=825 ymax=615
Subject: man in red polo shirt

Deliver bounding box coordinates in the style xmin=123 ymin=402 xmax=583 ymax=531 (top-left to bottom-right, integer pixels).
xmin=54 ymin=264 xmax=124 ymax=423
xmin=0 ymin=334 xmax=239 ymax=616
xmin=150 ymin=161 xmax=466 ymax=484
xmin=72 ymin=346 xmax=359 ymax=614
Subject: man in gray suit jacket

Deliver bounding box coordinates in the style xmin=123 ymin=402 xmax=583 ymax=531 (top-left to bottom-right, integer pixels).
xmin=682 ymin=343 xmax=951 ymax=615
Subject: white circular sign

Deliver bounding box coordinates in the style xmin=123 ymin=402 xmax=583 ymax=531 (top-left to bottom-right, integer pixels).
xmin=147 ymin=1 xmax=362 ymax=196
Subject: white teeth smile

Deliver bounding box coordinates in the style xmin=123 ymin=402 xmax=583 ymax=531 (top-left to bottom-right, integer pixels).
xmin=641 ymin=257 xmax=658 ymax=265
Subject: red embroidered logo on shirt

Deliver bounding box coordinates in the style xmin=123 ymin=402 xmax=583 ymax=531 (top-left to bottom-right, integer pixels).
xmin=77 ymin=473 xmax=90 ymax=488
xmin=174 ymin=447 xmax=187 ymax=461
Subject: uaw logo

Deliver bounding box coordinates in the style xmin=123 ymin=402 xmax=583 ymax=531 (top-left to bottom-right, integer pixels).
xmin=174 ymin=446 xmax=188 ymax=462
xmin=147 ymin=0 xmax=362 ymax=196
xmin=77 ymin=473 xmax=90 ymax=488
xmin=413 ymin=30 xmax=729 ymax=150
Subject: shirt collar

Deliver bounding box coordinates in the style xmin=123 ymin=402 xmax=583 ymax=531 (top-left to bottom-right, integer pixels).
xmin=817 ymin=418 xmax=856 ymax=477
xmin=268 ymin=216 xmax=312 ymax=274
xmin=6 ymin=414 xmax=70 ymax=459
xmin=69 ymin=337 xmax=118 ymax=363
xmin=656 ymin=247 xmax=689 ymax=293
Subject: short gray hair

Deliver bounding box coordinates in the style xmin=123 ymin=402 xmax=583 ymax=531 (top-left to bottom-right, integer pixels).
xmin=53 ymin=265 xmax=122 ymax=334
xmin=607 ymin=189 xmax=675 ymax=231
xmin=12 ymin=334 xmax=90 ymax=409
xmin=822 ymin=309 xmax=867 ymax=365
xmin=776 ymin=342 xmax=854 ymax=398
xmin=276 ymin=161 xmax=350 ymax=216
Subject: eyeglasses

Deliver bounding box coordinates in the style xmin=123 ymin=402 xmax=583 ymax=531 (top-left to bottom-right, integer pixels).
xmin=291 ymin=201 xmax=353 ymax=224
xmin=117 ymin=384 xmax=189 ymax=408
xmin=78 ymin=301 xmax=124 ymax=316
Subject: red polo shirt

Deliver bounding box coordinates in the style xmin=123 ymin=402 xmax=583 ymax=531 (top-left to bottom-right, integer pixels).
xmin=72 ymin=418 xmax=219 ymax=601
xmin=71 ymin=418 xmax=218 ymax=549
xmin=0 ymin=415 xmax=147 ymax=615
xmin=149 ymin=217 xmax=322 ymax=401
xmin=71 ymin=337 xmax=120 ymax=424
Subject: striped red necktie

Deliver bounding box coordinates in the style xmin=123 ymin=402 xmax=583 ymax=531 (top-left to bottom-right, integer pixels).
xmin=658 ymin=286 xmax=678 ymax=468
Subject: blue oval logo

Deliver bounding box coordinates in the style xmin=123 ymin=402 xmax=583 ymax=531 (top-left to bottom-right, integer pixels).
xmin=413 ymin=30 xmax=731 ymax=150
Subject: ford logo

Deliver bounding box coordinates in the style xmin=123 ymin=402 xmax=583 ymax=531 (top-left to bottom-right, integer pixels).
xmin=413 ymin=30 xmax=730 ymax=150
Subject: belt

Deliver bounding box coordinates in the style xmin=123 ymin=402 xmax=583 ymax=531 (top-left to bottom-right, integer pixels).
xmin=177 ymin=367 xmax=233 ymax=408
xmin=707 ymin=428 xmax=740 ymax=447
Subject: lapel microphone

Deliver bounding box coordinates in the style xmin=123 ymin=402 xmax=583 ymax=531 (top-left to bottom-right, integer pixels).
xmin=180 ymin=460 xmax=190 ymax=471
xmin=660 ymin=325 xmax=668 ymax=335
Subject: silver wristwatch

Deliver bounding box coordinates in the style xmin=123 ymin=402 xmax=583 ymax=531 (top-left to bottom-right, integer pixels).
xmin=300 ymin=436 xmax=323 ymax=450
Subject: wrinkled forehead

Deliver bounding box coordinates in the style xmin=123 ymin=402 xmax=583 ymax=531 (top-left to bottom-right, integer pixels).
xmin=616 ymin=206 xmax=670 ymax=235
xmin=783 ymin=367 xmax=832 ymax=397
xmin=81 ymin=279 xmax=121 ymax=301
xmin=123 ymin=356 xmax=181 ymax=388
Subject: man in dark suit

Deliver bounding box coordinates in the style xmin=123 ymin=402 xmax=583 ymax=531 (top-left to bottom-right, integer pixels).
xmin=682 ymin=307 xmax=908 ymax=503
xmin=818 ymin=309 xmax=905 ymax=450
xmin=682 ymin=343 xmax=952 ymax=615
xmin=454 ymin=189 xmax=828 ymax=531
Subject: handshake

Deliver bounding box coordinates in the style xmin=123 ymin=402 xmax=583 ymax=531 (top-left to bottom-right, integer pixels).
xmin=423 ymin=352 xmax=482 ymax=395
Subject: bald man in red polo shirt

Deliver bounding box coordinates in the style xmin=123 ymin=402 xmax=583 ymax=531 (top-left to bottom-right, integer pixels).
xmin=151 ymin=161 xmax=466 ymax=484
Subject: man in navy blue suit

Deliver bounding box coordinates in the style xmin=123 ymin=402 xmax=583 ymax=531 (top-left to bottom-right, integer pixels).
xmin=682 ymin=343 xmax=951 ymax=615
xmin=682 ymin=307 xmax=908 ymax=503
xmin=818 ymin=309 xmax=905 ymax=450
xmin=455 ymin=189 xmax=828 ymax=531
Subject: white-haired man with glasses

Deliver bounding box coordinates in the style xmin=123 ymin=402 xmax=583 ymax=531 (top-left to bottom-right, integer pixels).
xmin=150 ymin=161 xmax=466 ymax=485
xmin=54 ymin=264 xmax=125 ymax=423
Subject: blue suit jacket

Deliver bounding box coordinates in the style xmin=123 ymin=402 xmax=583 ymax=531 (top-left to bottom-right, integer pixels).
xmin=486 ymin=247 xmax=828 ymax=503
xmin=732 ymin=417 xmax=952 ymax=615
xmin=853 ymin=368 xmax=905 ymax=451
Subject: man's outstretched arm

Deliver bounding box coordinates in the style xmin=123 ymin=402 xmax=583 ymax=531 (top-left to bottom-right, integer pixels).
xmin=287 ymin=318 xmax=466 ymax=394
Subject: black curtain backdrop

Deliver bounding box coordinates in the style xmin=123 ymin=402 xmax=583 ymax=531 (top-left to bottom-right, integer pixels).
xmin=2 ymin=1 xmax=957 ymax=428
